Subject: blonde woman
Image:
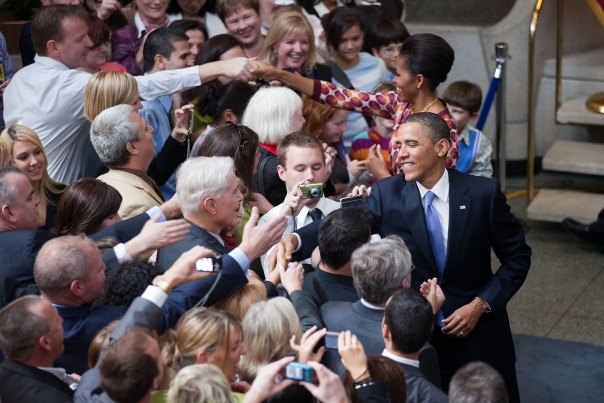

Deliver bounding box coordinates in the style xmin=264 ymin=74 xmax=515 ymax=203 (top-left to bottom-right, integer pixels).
xmin=211 ymin=279 xmax=267 ymax=322
xmin=159 ymin=308 xmax=247 ymax=397
xmin=0 ymin=125 xmax=66 ymax=230
xmin=81 ymin=71 xmax=188 ymax=191
xmin=259 ymin=11 xmax=332 ymax=82
xmin=167 ymin=364 xmax=235 ymax=403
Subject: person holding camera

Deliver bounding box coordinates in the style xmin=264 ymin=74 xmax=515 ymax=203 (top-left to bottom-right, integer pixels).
xmin=259 ymin=131 xmax=340 ymax=276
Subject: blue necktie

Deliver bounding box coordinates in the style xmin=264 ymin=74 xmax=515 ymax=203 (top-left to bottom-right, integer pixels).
xmin=424 ymin=191 xmax=446 ymax=327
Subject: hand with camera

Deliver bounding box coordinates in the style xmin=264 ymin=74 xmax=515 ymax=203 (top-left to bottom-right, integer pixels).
xmin=300 ymin=361 xmax=348 ymax=403
xmin=280 ymin=181 xmax=310 ymax=217
xmin=161 ymin=246 xmax=217 ymax=290
xmin=242 ymin=356 xmax=296 ymax=403
xmin=239 ymin=206 xmax=288 ymax=262
xmin=171 ymin=104 xmax=195 ymax=143
xmin=338 ymin=330 xmax=369 ymax=382
xmin=290 ymin=325 xmax=327 ymax=364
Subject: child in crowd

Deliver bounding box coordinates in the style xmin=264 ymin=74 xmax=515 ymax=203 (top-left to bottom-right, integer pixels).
xmin=350 ymin=82 xmax=397 ymax=169
xmin=366 ymin=19 xmax=410 ymax=81
xmin=442 ymin=80 xmax=494 ymax=178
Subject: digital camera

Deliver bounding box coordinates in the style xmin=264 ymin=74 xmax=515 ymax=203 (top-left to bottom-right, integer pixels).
xmin=298 ymin=183 xmax=324 ymax=199
xmin=196 ymin=255 xmax=223 ymax=272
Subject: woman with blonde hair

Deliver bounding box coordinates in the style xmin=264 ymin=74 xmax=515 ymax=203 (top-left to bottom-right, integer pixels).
xmin=0 ymin=124 xmax=66 ymax=230
xmin=81 ymin=71 xmax=187 ymax=190
xmin=259 ymin=11 xmax=331 ymax=81
xmin=159 ymin=307 xmax=247 ymax=396
xmin=212 ymin=279 xmax=267 ymax=321
xmin=167 ymin=364 xmax=235 ymax=403
xmin=238 ymin=297 xmax=302 ymax=382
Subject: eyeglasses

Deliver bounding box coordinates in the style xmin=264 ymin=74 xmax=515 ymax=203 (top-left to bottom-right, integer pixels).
xmin=226 ymin=122 xmax=248 ymax=150
xmin=410 ymin=264 xmax=416 ymax=272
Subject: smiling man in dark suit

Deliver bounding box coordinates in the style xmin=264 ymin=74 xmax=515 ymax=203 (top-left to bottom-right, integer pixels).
xmin=269 ymin=112 xmax=531 ymax=402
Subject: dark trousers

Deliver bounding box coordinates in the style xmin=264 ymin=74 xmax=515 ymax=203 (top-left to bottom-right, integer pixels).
xmin=431 ymin=327 xmax=521 ymax=403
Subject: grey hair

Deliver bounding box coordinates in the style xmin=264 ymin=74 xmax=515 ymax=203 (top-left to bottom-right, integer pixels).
xmin=167 ymin=364 xmax=235 ymax=403
xmin=176 ymin=156 xmax=235 ymax=217
xmin=0 ymin=167 xmax=26 ymax=206
xmin=449 ymin=361 xmax=509 ymax=403
xmin=242 ymin=87 xmax=303 ymax=145
xmin=90 ymin=104 xmax=139 ymax=167
xmin=34 ymin=234 xmax=96 ymax=299
xmin=350 ymin=235 xmax=413 ymax=304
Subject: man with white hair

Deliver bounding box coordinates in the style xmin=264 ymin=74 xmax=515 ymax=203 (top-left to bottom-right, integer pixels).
xmin=92 ymin=104 xmax=190 ymax=219
xmin=157 ymin=156 xmax=288 ymax=272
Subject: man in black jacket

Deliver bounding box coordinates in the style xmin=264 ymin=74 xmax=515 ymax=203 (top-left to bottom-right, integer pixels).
xmin=0 ymin=295 xmax=75 ymax=403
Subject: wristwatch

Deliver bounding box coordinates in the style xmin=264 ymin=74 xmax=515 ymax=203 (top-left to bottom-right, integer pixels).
xmin=152 ymin=276 xmax=173 ymax=294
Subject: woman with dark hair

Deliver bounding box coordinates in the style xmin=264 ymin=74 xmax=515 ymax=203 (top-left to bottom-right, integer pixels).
xmin=168 ymin=19 xmax=209 ymax=65
xmin=52 ymin=178 xmax=123 ymax=236
xmin=182 ymin=34 xmax=245 ymax=135
xmin=167 ymin=0 xmax=227 ymax=37
xmin=189 ymin=80 xmax=257 ymax=156
xmin=255 ymin=32 xmax=459 ymax=180
xmin=343 ymin=355 xmax=407 ymax=403
xmin=322 ymin=7 xmax=390 ymax=143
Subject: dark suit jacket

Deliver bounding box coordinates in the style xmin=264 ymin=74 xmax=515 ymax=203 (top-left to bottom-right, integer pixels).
xmin=302 ymin=269 xmax=358 ymax=306
xmin=19 ymin=22 xmax=35 ymax=67
xmin=157 ymin=220 xmax=231 ymax=270
xmin=0 ymin=275 xmax=40 ymax=309
xmin=296 ymin=169 xmax=532 ymax=374
xmin=0 ymin=212 xmax=149 ymax=286
xmin=320 ymin=300 xmax=441 ymax=389
xmin=396 ymin=361 xmax=448 ymax=403
xmin=0 ymin=359 xmax=74 ymax=403
xmin=55 ymin=254 xmax=248 ymax=375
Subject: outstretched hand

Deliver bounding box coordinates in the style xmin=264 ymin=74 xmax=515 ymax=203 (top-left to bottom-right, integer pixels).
xmin=420 ymin=277 xmax=446 ymax=314
xmin=239 ymin=206 xmax=288 ymax=262
xmin=124 ymin=213 xmax=190 ymax=258
xmin=268 ymin=234 xmax=298 ymax=273
xmin=290 ymin=326 xmax=327 ymax=364
xmin=162 ymin=246 xmax=217 ymax=289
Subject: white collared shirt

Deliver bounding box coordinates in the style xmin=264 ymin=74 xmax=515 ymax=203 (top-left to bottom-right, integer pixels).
xmin=382 ymin=348 xmax=420 ymax=368
xmin=134 ymin=12 xmax=146 ymax=38
xmin=4 ymin=56 xmax=201 ymax=184
xmin=38 ymin=366 xmax=67 ymax=380
xmin=416 ymin=170 xmax=450 ymax=255
xmin=360 ymin=298 xmax=386 ymax=311
xmin=259 ymin=197 xmax=340 ymax=276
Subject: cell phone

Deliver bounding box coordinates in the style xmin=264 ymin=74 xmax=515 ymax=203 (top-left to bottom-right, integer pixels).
xmin=281 ymin=362 xmax=315 ymax=383
xmin=187 ymin=109 xmax=194 ymax=134
xmin=340 ymin=195 xmax=363 ymax=208
xmin=324 ymin=331 xmax=340 ymax=350
xmin=195 ymin=255 xmax=222 ymax=272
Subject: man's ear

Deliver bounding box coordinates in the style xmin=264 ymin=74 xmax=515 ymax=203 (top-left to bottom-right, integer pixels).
xmin=202 ymin=197 xmax=217 ymax=215
xmin=46 ymin=40 xmax=60 ymax=59
xmin=382 ymin=322 xmax=391 ymax=342
xmin=1 ymin=205 xmax=15 ymax=223
xmin=277 ymin=165 xmax=286 ymax=182
xmin=435 ymin=137 xmax=450 ymax=158
xmin=154 ymin=54 xmax=166 ymax=71
xmin=39 ymin=335 xmax=52 ymax=352
xmin=470 ymin=111 xmax=479 ymax=121
xmin=70 ymin=280 xmax=85 ymax=298
xmin=126 ymin=141 xmax=139 ymax=156
xmin=371 ymin=48 xmax=380 ymax=58
xmin=402 ymin=275 xmax=411 ymax=288
xmin=222 ymin=109 xmax=236 ymax=123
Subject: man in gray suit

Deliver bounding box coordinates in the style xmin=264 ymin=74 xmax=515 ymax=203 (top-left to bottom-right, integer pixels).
xmin=319 ymin=236 xmax=441 ymax=388
xmin=382 ymin=288 xmax=448 ymax=403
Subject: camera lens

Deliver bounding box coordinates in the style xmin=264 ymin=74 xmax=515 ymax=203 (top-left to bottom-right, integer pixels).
xmin=309 ymin=187 xmax=320 ymax=198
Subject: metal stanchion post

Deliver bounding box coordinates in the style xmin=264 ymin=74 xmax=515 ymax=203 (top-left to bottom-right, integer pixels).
xmin=494 ymin=43 xmax=509 ymax=192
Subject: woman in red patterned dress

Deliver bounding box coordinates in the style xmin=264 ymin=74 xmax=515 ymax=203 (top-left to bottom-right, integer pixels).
xmin=254 ymin=33 xmax=459 ymax=180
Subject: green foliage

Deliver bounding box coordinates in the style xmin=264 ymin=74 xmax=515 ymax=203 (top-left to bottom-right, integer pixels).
xmin=3 ymin=0 xmax=42 ymax=20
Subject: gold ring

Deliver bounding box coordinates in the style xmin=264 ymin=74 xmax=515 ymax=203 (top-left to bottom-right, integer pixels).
xmin=459 ymin=331 xmax=464 ymax=336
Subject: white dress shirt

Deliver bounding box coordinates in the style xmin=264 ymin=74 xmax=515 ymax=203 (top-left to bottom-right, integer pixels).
xmin=259 ymin=197 xmax=340 ymax=276
xmin=382 ymin=348 xmax=420 ymax=368
xmin=4 ymin=56 xmax=201 ymax=184
xmin=416 ymin=170 xmax=450 ymax=255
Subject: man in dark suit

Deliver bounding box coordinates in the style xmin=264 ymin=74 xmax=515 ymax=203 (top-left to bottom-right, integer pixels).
xmin=0 ymin=166 xmax=172 ymax=286
xmin=0 ymin=295 xmax=75 ymax=403
xmin=301 ymin=205 xmax=373 ymax=306
xmin=270 ymin=113 xmax=531 ymax=402
xmin=34 ymin=203 xmax=284 ymax=375
xmin=382 ymin=288 xmax=448 ymax=403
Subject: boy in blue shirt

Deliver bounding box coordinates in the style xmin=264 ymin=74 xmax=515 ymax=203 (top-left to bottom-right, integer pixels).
xmin=442 ymin=81 xmax=494 ymax=178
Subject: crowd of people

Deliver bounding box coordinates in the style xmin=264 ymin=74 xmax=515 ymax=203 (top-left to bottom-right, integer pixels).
xmin=0 ymin=1 xmax=530 ymax=403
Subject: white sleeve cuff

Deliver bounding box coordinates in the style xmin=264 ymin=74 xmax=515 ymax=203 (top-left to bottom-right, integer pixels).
xmin=141 ymin=285 xmax=168 ymax=308
xmin=113 ymin=243 xmax=134 ymax=264
xmin=293 ymin=233 xmax=302 ymax=253
xmin=146 ymin=206 xmax=166 ymax=222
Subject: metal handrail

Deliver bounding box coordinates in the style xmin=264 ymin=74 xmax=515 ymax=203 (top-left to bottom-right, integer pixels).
xmin=527 ymin=0 xmax=544 ymax=203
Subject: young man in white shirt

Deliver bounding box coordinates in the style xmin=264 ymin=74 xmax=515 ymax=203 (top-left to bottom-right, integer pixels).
xmin=259 ymin=131 xmax=339 ymax=276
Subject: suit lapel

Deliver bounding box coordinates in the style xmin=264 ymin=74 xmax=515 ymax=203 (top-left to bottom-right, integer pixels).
xmin=443 ymin=170 xmax=471 ymax=282
xmin=400 ymin=182 xmax=439 ymax=277
xmin=189 ymin=223 xmax=231 ymax=255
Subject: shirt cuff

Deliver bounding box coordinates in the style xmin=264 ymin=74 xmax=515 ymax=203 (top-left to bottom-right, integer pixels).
xmin=285 ymin=216 xmax=295 ymax=234
xmin=113 ymin=243 xmax=133 ymax=264
xmin=229 ymin=247 xmax=250 ymax=273
xmin=292 ymin=233 xmax=302 ymax=253
xmin=146 ymin=206 xmax=166 ymax=222
xmin=142 ymin=285 xmax=168 ymax=308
